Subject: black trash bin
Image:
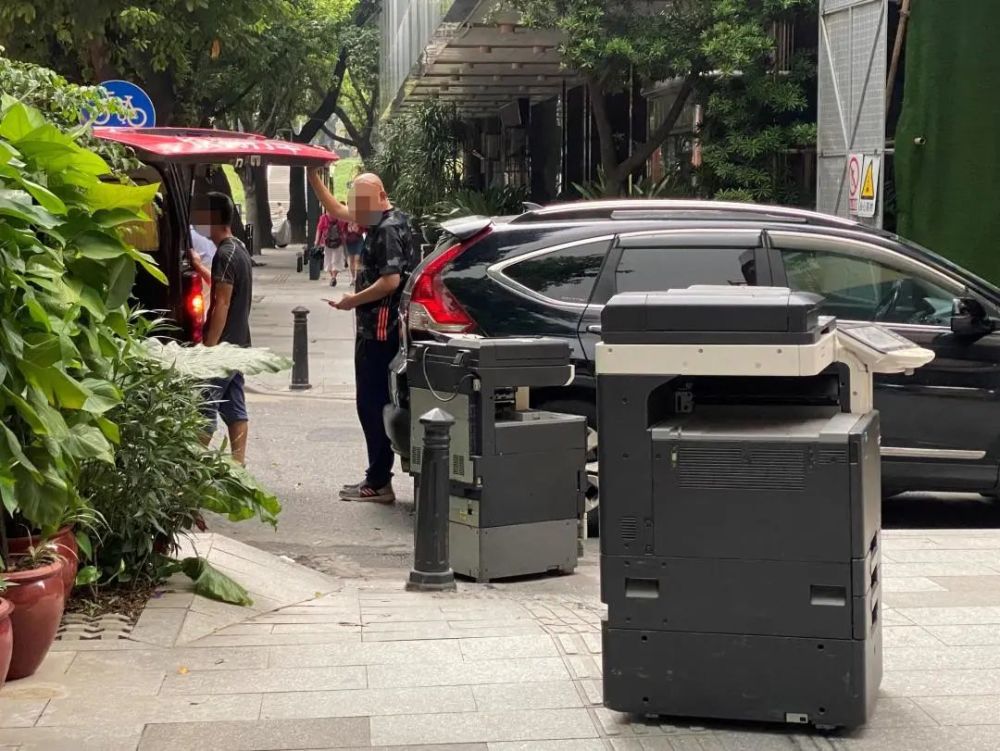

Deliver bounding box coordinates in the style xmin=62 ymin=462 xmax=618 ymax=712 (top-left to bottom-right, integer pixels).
xmin=308 ymin=246 xmax=324 ymax=280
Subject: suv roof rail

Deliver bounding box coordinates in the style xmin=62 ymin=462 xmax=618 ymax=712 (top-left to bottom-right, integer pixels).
xmin=509 ymin=199 xmax=859 ymax=228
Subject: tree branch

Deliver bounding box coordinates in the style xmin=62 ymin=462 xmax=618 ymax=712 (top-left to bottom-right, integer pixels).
xmin=618 ymin=75 xmax=695 ymax=178
xmin=321 ymin=124 xmax=357 ymax=147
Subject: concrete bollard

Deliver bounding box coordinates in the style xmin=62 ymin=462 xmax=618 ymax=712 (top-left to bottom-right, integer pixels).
xmin=290 ymin=306 xmax=312 ymax=391
xmin=407 ymin=408 xmax=457 ymax=592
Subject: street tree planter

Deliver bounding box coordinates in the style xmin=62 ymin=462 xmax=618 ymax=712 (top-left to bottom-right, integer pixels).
xmin=8 ymin=527 xmax=78 ymax=599
xmin=5 ymin=558 xmax=66 ymax=680
xmin=0 ymin=598 xmax=13 ymax=690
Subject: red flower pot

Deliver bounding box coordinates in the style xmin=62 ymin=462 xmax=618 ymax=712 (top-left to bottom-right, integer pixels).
xmin=0 ymin=598 xmax=13 ymax=690
xmin=9 ymin=526 xmax=78 ymax=598
xmin=5 ymin=558 xmax=65 ymax=680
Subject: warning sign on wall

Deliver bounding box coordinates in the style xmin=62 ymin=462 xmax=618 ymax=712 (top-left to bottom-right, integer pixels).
xmin=857 ymin=155 xmax=881 ymax=218
xmin=847 ymin=153 xmax=862 ymax=214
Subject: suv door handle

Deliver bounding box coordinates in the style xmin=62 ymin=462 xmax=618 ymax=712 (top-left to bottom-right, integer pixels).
xmin=586 ymin=324 xmax=602 ymax=334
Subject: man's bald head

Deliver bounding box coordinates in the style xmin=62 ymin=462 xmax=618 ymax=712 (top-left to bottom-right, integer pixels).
xmin=348 ymin=172 xmax=392 ymax=226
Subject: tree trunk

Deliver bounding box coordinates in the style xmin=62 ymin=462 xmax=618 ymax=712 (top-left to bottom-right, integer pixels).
xmin=246 ymin=166 xmax=274 ymax=250
xmin=587 ymin=76 xmax=625 ymax=194
xmin=287 ymin=166 xmax=308 ymax=244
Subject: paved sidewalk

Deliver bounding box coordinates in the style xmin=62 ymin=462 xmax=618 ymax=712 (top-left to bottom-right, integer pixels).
xmin=5 ymin=529 xmax=1000 ymax=750
xmin=246 ymin=245 xmax=358 ymax=400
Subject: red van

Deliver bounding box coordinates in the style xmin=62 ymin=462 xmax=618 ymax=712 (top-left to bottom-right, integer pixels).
xmin=93 ymin=127 xmax=336 ymax=342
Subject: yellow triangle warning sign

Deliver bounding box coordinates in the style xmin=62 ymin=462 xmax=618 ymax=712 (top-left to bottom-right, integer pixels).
xmin=860 ymin=161 xmax=876 ymax=200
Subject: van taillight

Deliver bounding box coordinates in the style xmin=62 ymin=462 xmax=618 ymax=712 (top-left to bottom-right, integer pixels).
xmin=408 ymin=229 xmax=489 ymax=334
xmin=185 ymin=274 xmax=205 ymax=343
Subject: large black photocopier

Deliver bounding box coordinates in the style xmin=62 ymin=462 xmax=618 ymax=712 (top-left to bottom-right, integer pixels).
xmin=596 ymin=286 xmax=934 ymax=729
xmin=407 ymin=336 xmax=587 ymax=582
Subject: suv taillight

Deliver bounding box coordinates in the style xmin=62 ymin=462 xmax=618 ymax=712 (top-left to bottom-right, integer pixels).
xmin=408 ymin=229 xmax=489 ymax=334
xmin=185 ymin=274 xmax=205 ymax=343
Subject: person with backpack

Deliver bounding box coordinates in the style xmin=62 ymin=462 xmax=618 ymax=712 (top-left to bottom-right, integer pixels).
xmin=344 ymin=220 xmax=364 ymax=284
xmin=308 ymin=168 xmax=415 ymax=503
xmin=315 ymin=209 xmax=346 ymax=287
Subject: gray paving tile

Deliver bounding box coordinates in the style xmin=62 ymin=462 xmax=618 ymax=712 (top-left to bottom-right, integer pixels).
xmin=894 ymin=606 xmax=1000 ymax=626
xmin=881 ymin=577 xmax=946 ymax=593
xmin=472 ymin=681 xmax=584 ymax=711
xmin=886 ymin=645 xmax=1000 ymax=670
xmin=68 ymin=646 xmax=269 ymax=673
xmin=215 ymin=623 xmax=276 ymax=635
xmin=367 ymin=658 xmax=569 ymax=688
xmin=879 ymin=608 xmax=914 ymax=626
xmin=137 ymin=717 xmax=370 ymax=750
xmin=363 ymin=623 xmax=544 ymax=642
xmin=928 ymin=575 xmax=1000 ymax=591
xmin=261 ymin=685 xmax=475 ymax=719
xmin=0 ymin=725 xmax=143 ymax=751
xmin=129 ymin=608 xmax=186 ymax=647
xmin=913 ymin=695 xmax=1000 ymax=725
xmin=881 ymin=668 xmax=1000 ymax=696
xmin=489 ymin=742 xmax=609 ymax=751
xmin=254 ymin=612 xmax=363 ymax=624
xmin=269 ymin=639 xmax=462 ymax=668
xmin=888 ymin=550 xmax=1000 ymax=564
xmin=161 ymin=665 xmax=366 ymax=695
xmin=885 ymin=591 xmax=1000 ymax=609
xmin=864 ymin=697 xmax=939 ymax=728
xmin=829 ymin=726 xmax=1000 ymax=750
xmin=881 ymin=626 xmax=943 ymax=648
xmin=0 ymin=667 xmax=165 ymax=701
xmin=459 ymin=635 xmax=559 ymax=661
xmin=926 ymin=624 xmax=1000 ymax=646
xmin=881 ymin=563 xmax=1000 ymax=578
xmin=370 ymin=708 xmax=598 ymax=745
xmin=0 ymin=698 xmax=48 ymax=728
xmin=192 ymin=630 xmax=362 ymax=647
xmin=37 ymin=693 xmax=261 ymax=726
xmin=144 ymin=591 xmax=196 ymax=610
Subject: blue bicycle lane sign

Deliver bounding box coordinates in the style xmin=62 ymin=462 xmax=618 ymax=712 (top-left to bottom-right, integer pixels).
xmin=92 ymin=80 xmax=157 ymax=128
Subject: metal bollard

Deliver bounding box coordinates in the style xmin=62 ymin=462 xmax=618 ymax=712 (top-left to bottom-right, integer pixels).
xmin=407 ymin=408 xmax=457 ymax=592
xmin=290 ymin=306 xmax=312 ymax=391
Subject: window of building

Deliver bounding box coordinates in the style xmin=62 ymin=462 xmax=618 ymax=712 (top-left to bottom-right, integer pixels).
xmin=504 ymin=241 xmax=609 ymax=304
xmin=615 ymin=247 xmax=757 ymax=294
xmin=782 ymin=249 xmax=959 ymax=326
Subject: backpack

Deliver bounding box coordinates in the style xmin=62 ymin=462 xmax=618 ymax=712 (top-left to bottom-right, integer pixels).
xmin=324 ymin=220 xmax=343 ymax=248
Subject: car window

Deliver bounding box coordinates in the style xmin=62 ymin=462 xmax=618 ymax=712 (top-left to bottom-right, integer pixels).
xmin=614 ymin=247 xmax=757 ymax=293
xmin=503 ymin=241 xmax=608 ymax=304
xmin=782 ymin=249 xmax=958 ymax=326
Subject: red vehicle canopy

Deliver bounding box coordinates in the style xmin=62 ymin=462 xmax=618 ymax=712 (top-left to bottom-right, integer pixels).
xmin=93 ymin=127 xmax=338 ymax=166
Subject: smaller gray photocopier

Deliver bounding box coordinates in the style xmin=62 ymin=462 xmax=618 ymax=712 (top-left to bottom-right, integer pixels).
xmin=596 ymin=286 xmax=934 ymax=729
xmin=407 ymin=336 xmax=587 ymax=581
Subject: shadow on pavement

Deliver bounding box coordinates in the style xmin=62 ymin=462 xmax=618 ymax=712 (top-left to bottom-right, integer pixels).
xmin=883 ymin=492 xmax=1000 ymax=529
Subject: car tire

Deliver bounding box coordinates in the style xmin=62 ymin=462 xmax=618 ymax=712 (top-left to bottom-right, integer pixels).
xmin=535 ymin=398 xmax=599 ymax=537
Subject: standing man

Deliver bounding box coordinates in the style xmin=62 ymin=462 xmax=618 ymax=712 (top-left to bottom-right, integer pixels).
xmin=308 ymin=168 xmax=411 ymax=504
xmin=196 ymin=192 xmax=254 ymax=465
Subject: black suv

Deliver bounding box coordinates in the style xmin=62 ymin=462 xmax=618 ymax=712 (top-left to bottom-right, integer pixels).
xmin=386 ymin=200 xmax=1000 ymax=521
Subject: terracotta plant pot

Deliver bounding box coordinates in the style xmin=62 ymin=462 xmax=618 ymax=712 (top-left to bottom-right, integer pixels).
xmin=0 ymin=598 xmax=13 ymax=690
xmin=9 ymin=526 xmax=78 ymax=598
xmin=5 ymin=558 xmax=65 ymax=680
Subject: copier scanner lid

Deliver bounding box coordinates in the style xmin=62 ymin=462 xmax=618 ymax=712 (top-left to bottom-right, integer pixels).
xmin=601 ymin=286 xmax=828 ymax=345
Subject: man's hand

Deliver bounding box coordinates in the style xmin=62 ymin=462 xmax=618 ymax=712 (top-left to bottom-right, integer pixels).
xmin=308 ymin=167 xmax=350 ymax=222
xmin=332 ymin=294 xmax=357 ymax=311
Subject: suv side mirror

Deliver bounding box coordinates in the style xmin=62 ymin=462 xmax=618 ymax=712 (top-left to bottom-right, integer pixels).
xmin=951 ymin=297 xmax=996 ymax=339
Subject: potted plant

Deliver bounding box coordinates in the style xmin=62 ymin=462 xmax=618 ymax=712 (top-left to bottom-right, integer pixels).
xmin=4 ymin=542 xmax=65 ymax=680
xmin=6 ymin=506 xmax=104 ymax=598
xmin=0 ymin=575 xmax=13 ymax=690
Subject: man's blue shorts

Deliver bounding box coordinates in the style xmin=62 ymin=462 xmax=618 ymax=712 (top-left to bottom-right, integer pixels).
xmin=202 ymin=372 xmax=248 ymax=429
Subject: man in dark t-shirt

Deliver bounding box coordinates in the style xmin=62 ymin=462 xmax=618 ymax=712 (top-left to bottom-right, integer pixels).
xmin=309 ymin=169 xmax=412 ymax=503
xmin=197 ymin=192 xmax=253 ymax=464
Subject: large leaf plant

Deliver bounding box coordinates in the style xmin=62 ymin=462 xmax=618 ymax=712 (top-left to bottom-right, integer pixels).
xmin=0 ymin=96 xmax=164 ymax=550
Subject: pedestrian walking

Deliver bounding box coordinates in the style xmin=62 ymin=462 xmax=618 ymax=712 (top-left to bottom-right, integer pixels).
xmin=345 ymin=220 xmax=365 ymax=283
xmin=316 ymin=210 xmax=347 ymax=287
xmin=195 ymin=192 xmax=254 ymax=465
xmin=308 ymin=168 xmax=412 ymax=503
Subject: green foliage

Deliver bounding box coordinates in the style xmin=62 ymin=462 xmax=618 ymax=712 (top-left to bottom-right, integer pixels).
xmin=167 ymin=556 xmax=253 ymax=606
xmin=367 ymin=101 xmax=464 ymax=221
xmin=574 ymin=166 xmax=695 ymax=200
xmin=0 ymin=96 xmax=162 ymax=539
xmin=431 ymin=184 xmax=530 ymax=225
xmin=0 ymin=0 xmax=356 ymax=128
xmin=77 ymin=347 xmax=281 ymax=589
xmin=0 ymin=53 xmax=138 ymax=173
xmin=697 ymin=0 xmax=818 ymax=204
xmin=142 ymin=340 xmax=291 ymax=381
